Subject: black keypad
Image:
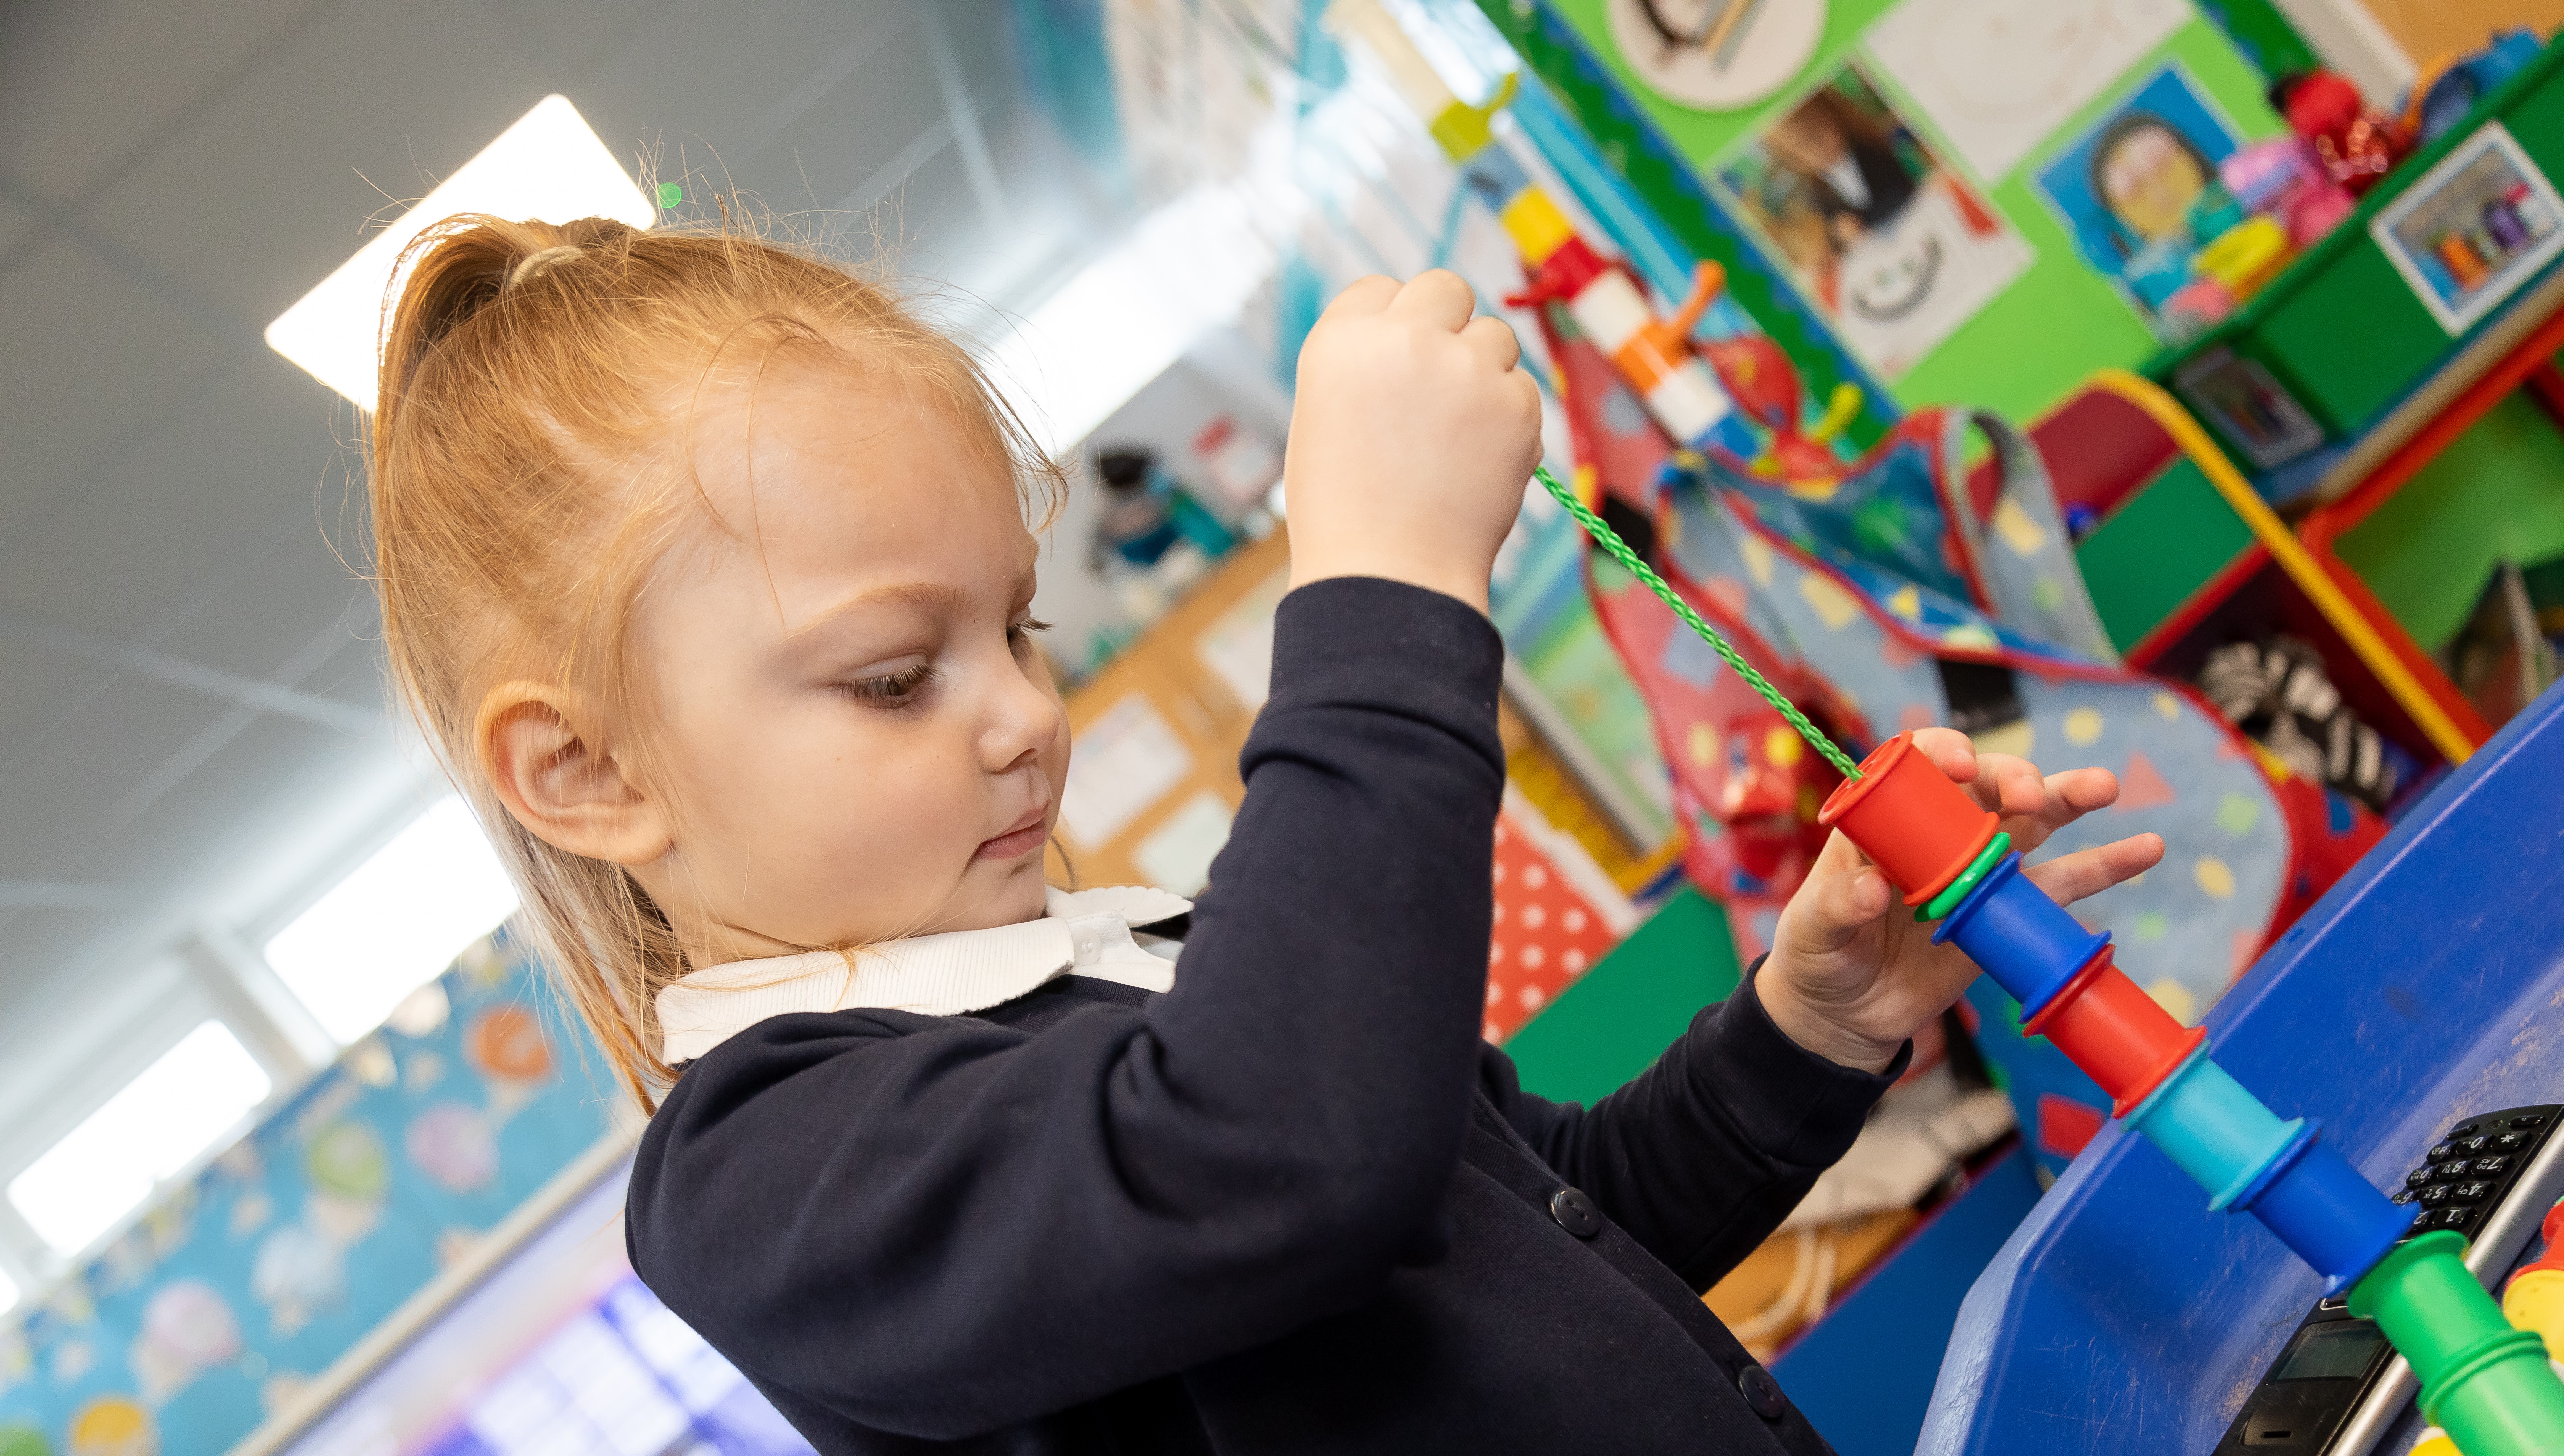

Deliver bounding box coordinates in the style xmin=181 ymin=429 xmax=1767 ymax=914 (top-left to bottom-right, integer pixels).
xmin=2429 ymin=1140 xmax=2462 ymax=1163
xmin=2512 ymin=1114 xmax=2548 ymax=1129
xmin=2408 ymin=1166 xmax=2437 ymax=1188
xmin=2498 ymin=1131 xmax=2533 ymax=1151
xmin=2435 ymin=1208 xmax=2476 ymax=1229
xmin=2453 ymin=1120 xmax=2485 ymax=1137
xmin=2454 ymin=1136 xmax=2493 ymax=1157
xmin=2393 ymin=1188 xmax=2419 ymax=1205
xmin=2474 ymin=1156 xmax=2512 ymax=1176
xmin=2419 ymin=1184 xmax=2456 ymax=1207
xmin=2453 ymin=1181 xmax=2496 ymax=1203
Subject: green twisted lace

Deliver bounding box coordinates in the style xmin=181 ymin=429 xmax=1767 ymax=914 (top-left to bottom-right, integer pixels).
xmin=1532 ymin=464 xmax=1862 ymax=780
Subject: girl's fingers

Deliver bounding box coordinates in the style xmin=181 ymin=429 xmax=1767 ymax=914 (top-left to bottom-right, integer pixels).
xmin=2020 ymin=833 xmax=2164 ymax=906
xmin=1964 ymin=753 xmax=2046 ymax=817
xmin=1910 ymin=727 xmax=1979 ymax=781
xmin=1461 ymin=313 xmax=1522 ymax=372
xmin=1327 ymin=274 xmax=1400 ymax=317
xmin=1783 ymin=863 xmax=1896 ymax=957
xmin=1389 ymin=269 xmax=1477 ymax=330
xmin=2006 ymin=766 xmax=2122 ymax=853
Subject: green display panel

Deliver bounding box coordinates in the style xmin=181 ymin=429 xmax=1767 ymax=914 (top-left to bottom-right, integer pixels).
xmin=2074 ymin=457 xmax=2258 ymax=653
xmin=2335 ymin=391 xmax=2564 ymax=651
xmin=1504 ymin=886 xmax=1742 ymax=1107
xmin=2153 ymin=39 xmax=2564 ymax=440
xmin=1499 ymin=0 xmax=2285 ymax=428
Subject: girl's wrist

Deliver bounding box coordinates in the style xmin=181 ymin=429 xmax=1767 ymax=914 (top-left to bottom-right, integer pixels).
xmin=1755 ymin=962 xmax=1901 ymax=1073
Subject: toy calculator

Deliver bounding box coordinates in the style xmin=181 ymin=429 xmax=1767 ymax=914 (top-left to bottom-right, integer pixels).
xmin=2214 ymin=1105 xmax=2564 ymax=1453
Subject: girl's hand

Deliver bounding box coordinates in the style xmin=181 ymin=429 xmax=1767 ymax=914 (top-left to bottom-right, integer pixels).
xmin=1283 ymin=271 xmax=1543 ymax=613
xmin=1756 ymin=729 xmax=2166 ymax=1072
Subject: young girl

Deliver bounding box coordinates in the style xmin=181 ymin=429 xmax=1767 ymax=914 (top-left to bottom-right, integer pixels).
xmin=370 ymin=216 xmax=2159 ymax=1454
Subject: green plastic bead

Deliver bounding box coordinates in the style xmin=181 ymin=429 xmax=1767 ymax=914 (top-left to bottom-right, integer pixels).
xmin=2353 ymin=1232 xmax=2564 ymax=1456
xmin=1917 ymin=832 xmax=2012 ymax=922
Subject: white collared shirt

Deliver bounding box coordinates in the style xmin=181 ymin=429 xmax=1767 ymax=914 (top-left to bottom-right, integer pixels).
xmin=655 ymin=886 xmax=1192 ymax=1064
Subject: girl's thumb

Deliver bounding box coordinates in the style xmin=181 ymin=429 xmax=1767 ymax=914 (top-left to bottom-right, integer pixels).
xmin=1787 ymin=865 xmax=1894 ymax=956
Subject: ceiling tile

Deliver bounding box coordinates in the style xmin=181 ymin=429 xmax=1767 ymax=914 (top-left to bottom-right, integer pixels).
xmin=0 ymin=360 xmax=354 ymax=643
xmin=0 ymin=188 xmax=38 ymax=259
xmin=0 ymin=634 xmax=111 ymax=775
xmin=0 ymin=236 xmax=234 ymax=535
xmin=73 ymin=0 xmax=557 ymax=329
xmin=0 ymin=672 xmax=221 ymax=881
xmin=0 ymin=0 xmax=324 ymax=206
xmin=579 ymin=0 xmax=911 ymax=175
xmin=148 ymin=513 xmax=376 ymax=682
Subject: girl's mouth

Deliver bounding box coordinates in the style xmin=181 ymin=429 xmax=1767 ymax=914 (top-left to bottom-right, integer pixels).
xmin=975 ymin=806 xmax=1048 ymax=861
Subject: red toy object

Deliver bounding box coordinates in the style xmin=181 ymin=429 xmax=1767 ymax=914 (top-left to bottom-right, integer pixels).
xmin=1816 ymin=733 xmax=2000 ymax=905
xmin=2281 ymin=71 xmax=2408 ymax=195
xmin=2019 ymin=947 xmax=2209 ymax=1116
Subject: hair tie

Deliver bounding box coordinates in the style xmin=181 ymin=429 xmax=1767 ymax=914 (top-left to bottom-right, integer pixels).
xmin=508 ymin=245 xmax=582 ymax=290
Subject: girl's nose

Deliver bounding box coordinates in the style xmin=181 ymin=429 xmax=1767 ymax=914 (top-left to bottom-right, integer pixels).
xmin=979 ymin=653 xmax=1065 ymax=774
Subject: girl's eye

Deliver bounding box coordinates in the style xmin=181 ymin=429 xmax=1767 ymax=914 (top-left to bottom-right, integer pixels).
xmin=1008 ymin=616 xmax=1052 ymax=650
xmin=838 ymin=663 xmax=937 ymax=706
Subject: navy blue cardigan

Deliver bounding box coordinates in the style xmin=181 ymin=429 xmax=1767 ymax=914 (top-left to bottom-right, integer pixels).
xmin=627 ymin=578 xmax=1903 ymax=1453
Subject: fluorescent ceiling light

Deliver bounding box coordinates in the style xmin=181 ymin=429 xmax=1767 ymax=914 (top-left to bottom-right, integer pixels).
xmin=264 ymin=94 xmax=655 ymax=408
xmin=8 ymin=1022 xmax=272 ymax=1255
xmin=265 ymin=796 xmax=520 ymax=1044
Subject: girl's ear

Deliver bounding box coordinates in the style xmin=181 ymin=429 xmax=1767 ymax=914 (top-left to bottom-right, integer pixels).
xmin=475 ymin=681 xmax=673 ymax=867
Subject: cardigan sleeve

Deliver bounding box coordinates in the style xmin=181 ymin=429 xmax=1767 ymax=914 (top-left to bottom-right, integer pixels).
xmin=625 ymin=577 xmax=1505 ymax=1442
xmin=1479 ymin=959 xmax=1906 ymax=1292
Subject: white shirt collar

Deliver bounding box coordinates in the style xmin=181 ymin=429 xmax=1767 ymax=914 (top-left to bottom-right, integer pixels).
xmin=655 ymin=886 xmax=1192 ymax=1064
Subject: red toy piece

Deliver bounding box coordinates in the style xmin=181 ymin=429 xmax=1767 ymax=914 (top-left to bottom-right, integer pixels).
xmin=2281 ymin=71 xmax=2408 ymax=195
xmin=1816 ymin=733 xmax=2000 ymax=905
xmin=2018 ymin=946 xmax=2209 ymax=1115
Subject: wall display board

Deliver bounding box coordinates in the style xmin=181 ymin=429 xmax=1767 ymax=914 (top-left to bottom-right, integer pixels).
xmin=1864 ymin=0 xmax=2194 ymax=185
xmin=2371 ymin=121 xmax=2564 ymax=334
xmin=1709 ymin=56 xmax=2033 ymax=376
xmin=0 ymin=938 xmax=618 ymax=1456
xmin=1526 ymin=0 xmax=2287 ymax=424
xmin=2033 ymin=61 xmax=2246 ymax=338
xmin=1601 ymin=0 xmax=1830 ymax=111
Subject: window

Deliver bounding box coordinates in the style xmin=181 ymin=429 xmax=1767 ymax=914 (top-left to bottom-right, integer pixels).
xmin=264 ymin=796 xmax=520 ymax=1044
xmin=9 ymin=1022 xmax=272 ymax=1255
xmin=263 ymin=94 xmax=655 ymax=407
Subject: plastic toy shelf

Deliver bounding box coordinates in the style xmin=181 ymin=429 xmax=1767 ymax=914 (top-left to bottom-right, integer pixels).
xmin=1920 ymin=681 xmax=2564 ymax=1455
xmin=2143 ymin=36 xmax=2564 ymax=472
xmin=2044 ymin=371 xmax=2486 ymax=778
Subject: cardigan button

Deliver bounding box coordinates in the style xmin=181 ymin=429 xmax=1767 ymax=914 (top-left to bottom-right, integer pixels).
xmin=1548 ymin=1186 xmax=1601 ymax=1238
xmin=1738 ymin=1363 xmax=1788 ymax=1420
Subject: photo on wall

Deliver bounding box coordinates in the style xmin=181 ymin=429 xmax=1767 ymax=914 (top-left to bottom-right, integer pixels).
xmin=2033 ymin=61 xmax=2242 ymax=338
xmin=2372 ymin=121 xmax=2564 ymax=335
xmin=1711 ymin=58 xmax=2032 ymax=380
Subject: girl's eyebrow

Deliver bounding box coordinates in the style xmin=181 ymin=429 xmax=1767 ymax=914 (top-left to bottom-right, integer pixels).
xmin=782 ymin=580 xmax=970 ymax=640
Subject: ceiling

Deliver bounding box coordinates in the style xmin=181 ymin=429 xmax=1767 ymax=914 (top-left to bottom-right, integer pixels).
xmin=0 ymin=0 xmax=1126 ymax=1280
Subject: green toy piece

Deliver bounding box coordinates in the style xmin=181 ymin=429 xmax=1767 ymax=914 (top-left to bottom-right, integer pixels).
xmin=2351 ymin=1232 xmax=2564 ymax=1456
xmin=1917 ymin=832 xmax=2013 ymax=922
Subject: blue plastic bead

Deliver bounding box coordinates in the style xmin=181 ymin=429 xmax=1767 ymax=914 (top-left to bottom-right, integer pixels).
xmin=2235 ymin=1134 xmax=2419 ymax=1295
xmin=2122 ymin=1049 xmax=2305 ymax=1207
xmin=1932 ymin=853 xmax=2110 ymax=1013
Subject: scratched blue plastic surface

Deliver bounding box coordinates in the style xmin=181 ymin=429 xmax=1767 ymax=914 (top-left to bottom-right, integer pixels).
xmin=1921 ymin=684 xmax=2564 ymax=1455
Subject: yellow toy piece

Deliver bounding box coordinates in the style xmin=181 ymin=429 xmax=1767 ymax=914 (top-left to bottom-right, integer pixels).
xmin=2509 ymin=1268 xmax=2564 ymax=1362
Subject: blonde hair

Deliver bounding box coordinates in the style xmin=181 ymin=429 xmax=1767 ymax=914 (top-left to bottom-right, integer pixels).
xmin=369 ymin=212 xmax=1060 ymax=1109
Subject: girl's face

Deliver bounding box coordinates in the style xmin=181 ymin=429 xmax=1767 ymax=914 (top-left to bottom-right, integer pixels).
xmin=625 ymin=360 xmax=1069 ymax=961
xmin=2100 ymin=124 xmax=2207 ymax=241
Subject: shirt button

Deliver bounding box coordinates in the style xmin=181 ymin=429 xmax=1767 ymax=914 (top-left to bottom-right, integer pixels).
xmin=1549 ymin=1187 xmax=1601 ymax=1239
xmin=1739 ymin=1363 xmax=1788 ymax=1420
